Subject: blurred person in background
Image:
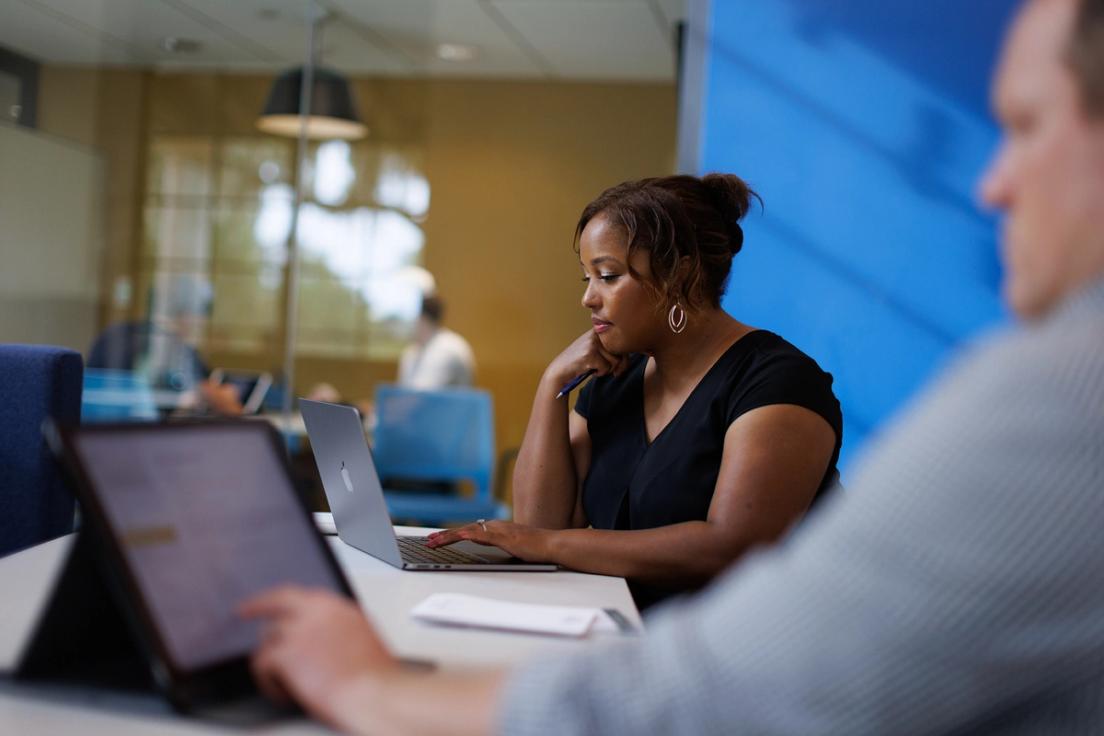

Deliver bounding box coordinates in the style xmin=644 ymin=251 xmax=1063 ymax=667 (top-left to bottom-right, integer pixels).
xmin=87 ymin=277 xmax=211 ymax=393
xmin=397 ymin=294 xmax=475 ymax=390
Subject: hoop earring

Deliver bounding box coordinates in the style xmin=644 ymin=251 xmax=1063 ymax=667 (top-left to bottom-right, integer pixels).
xmin=668 ymin=302 xmax=687 ymax=334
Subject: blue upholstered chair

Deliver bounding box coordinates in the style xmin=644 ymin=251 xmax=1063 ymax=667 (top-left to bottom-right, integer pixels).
xmin=374 ymin=385 xmax=509 ymax=526
xmin=0 ymin=344 xmax=83 ymax=557
xmin=81 ymin=368 xmax=158 ymax=423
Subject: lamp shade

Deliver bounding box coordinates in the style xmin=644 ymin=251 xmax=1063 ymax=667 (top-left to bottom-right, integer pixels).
xmin=257 ymin=66 xmax=367 ymax=140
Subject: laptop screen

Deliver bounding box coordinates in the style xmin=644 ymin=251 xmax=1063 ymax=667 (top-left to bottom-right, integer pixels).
xmin=70 ymin=423 xmax=344 ymax=672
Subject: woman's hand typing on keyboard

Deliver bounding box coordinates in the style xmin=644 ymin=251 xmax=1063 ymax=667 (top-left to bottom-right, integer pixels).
xmin=425 ymin=521 xmax=556 ymax=562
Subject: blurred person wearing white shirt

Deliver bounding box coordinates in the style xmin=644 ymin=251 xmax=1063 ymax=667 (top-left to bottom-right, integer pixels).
xmin=397 ymin=295 xmax=475 ymax=390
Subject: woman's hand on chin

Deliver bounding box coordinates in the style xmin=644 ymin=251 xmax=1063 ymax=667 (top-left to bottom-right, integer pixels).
xmin=545 ymin=329 xmax=629 ymax=388
xmin=425 ymin=521 xmax=558 ymax=562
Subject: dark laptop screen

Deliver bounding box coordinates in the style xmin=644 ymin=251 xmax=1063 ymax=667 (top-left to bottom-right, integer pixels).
xmin=71 ymin=423 xmax=343 ymax=671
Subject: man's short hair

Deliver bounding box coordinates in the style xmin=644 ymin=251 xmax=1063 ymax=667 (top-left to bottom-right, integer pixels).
xmin=421 ymin=295 xmax=444 ymax=323
xmin=1068 ymin=0 xmax=1104 ymax=115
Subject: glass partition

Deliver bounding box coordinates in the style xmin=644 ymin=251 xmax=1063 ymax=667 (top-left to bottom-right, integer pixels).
xmin=0 ymin=0 xmax=683 ymax=512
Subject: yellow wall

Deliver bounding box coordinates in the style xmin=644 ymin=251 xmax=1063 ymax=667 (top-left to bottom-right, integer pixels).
xmin=418 ymin=79 xmax=676 ymax=456
xmin=35 ymin=69 xmax=677 ymax=469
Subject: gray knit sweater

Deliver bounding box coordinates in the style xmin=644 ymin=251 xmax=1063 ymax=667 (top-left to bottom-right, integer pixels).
xmin=501 ymin=279 xmax=1104 ymax=735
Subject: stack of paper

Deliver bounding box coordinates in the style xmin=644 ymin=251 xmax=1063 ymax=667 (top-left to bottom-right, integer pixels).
xmin=411 ymin=593 xmax=621 ymax=637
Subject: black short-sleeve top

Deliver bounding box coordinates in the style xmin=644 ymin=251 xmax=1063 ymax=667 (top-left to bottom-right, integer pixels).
xmin=575 ymin=330 xmax=843 ymax=536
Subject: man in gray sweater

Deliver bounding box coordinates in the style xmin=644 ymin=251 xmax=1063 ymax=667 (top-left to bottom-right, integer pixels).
xmin=241 ymin=0 xmax=1104 ymax=732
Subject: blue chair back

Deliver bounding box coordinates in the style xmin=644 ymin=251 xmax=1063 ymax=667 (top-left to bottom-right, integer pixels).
xmin=81 ymin=368 xmax=158 ymax=423
xmin=0 ymin=344 xmax=83 ymax=556
xmin=373 ymin=385 xmax=495 ymax=500
xmin=372 ymin=385 xmax=509 ymax=525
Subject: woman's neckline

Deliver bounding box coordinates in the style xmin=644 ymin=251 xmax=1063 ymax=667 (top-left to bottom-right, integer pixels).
xmin=638 ymin=328 xmax=765 ymax=446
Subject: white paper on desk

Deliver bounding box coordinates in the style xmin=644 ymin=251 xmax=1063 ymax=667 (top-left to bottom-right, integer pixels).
xmin=411 ymin=593 xmax=611 ymax=637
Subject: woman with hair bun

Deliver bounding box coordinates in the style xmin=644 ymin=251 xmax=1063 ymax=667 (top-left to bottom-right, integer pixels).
xmin=428 ymin=173 xmax=843 ymax=607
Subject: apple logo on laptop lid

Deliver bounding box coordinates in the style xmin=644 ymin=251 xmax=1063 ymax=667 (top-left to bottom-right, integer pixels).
xmin=340 ymin=461 xmax=354 ymax=493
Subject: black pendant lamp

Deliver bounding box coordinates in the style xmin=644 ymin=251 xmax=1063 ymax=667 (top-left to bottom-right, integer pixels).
xmin=257 ymin=66 xmax=367 ymax=140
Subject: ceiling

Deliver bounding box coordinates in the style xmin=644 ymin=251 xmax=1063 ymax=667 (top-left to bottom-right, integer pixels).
xmin=1 ymin=0 xmax=686 ymax=82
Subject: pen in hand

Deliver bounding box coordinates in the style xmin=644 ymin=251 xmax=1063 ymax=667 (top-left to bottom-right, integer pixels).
xmin=555 ymin=369 xmax=596 ymax=399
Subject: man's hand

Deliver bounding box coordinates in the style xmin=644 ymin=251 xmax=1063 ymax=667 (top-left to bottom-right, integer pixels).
xmin=239 ymin=586 xmax=399 ymax=730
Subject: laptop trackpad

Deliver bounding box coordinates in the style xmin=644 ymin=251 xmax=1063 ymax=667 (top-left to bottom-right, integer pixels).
xmin=449 ymin=540 xmax=518 ymax=563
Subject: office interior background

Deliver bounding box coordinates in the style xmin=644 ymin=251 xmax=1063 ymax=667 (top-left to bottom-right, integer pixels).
xmin=0 ymin=0 xmax=1018 ymax=494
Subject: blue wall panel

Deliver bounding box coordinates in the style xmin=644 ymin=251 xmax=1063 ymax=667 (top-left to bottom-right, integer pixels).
xmin=693 ymin=0 xmax=1019 ymax=470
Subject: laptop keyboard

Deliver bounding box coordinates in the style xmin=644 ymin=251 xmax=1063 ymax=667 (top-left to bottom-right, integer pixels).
xmin=397 ymin=536 xmax=488 ymax=565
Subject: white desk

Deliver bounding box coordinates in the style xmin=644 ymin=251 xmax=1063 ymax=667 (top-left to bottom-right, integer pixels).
xmin=0 ymin=529 xmax=641 ymax=734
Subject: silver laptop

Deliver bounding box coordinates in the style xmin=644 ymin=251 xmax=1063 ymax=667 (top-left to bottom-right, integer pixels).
xmin=299 ymin=399 xmax=556 ymax=571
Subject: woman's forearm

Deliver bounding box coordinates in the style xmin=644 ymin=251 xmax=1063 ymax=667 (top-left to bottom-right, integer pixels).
xmin=512 ymin=371 xmax=581 ymax=528
xmin=545 ymin=523 xmax=755 ymax=586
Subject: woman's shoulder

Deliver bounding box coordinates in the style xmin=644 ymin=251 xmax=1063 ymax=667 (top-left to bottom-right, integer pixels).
xmin=724 ymin=330 xmax=830 ymax=377
xmin=715 ymin=330 xmax=841 ymax=426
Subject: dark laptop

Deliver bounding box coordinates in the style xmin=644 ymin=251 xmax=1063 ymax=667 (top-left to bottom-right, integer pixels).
xmin=299 ymin=399 xmax=556 ymax=571
xmin=24 ymin=419 xmax=355 ymax=721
